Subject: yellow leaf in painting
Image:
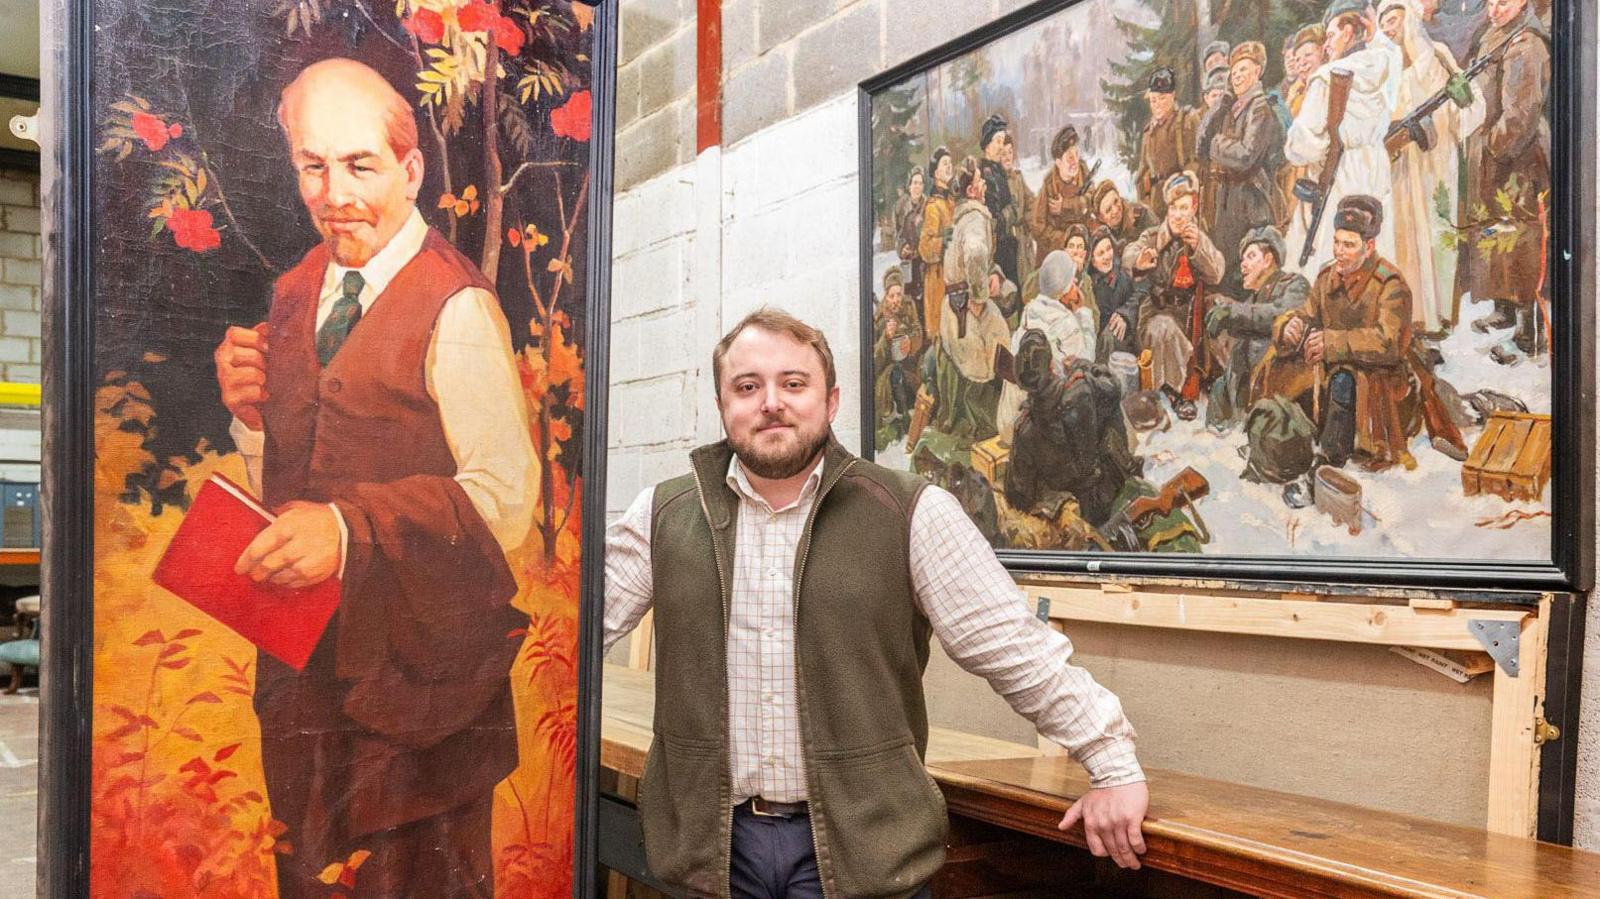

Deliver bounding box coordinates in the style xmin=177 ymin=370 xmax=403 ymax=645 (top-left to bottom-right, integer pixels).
xmin=546 ymin=258 xmax=563 ymax=273
xmin=317 ymin=863 xmax=345 ymax=885
xmin=437 ymin=193 xmax=457 ymax=210
xmin=454 ymin=199 xmax=471 ymax=216
xmin=348 ymin=849 xmax=373 ymax=870
xmin=462 ymin=184 xmax=478 ymax=201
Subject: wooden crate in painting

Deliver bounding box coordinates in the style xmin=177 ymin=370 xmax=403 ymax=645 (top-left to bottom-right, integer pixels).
xmin=1462 ymin=412 xmax=1552 ymax=501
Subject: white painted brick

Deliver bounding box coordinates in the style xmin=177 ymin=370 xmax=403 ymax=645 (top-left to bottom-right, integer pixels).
xmin=5 ymin=363 xmax=39 ymax=384
xmin=602 ymin=449 xmax=643 ymax=517
xmin=1 ymin=206 xmax=39 ymax=235
xmin=607 ymin=314 xmax=644 ymax=384
xmin=0 ymin=178 xmax=32 ymax=207
xmin=781 ymin=180 xmax=860 ymax=278
xmin=2 ymin=259 xmax=40 ymax=287
xmin=2 ymin=310 xmax=40 ymax=339
xmin=0 ymin=337 xmax=29 ymax=364
xmin=0 ymin=286 xmax=32 ymax=312
xmin=639 ymin=441 xmax=697 ymax=488
xmin=612 ymin=238 xmax=687 ymax=320
xmin=0 ymin=232 xmax=37 ymax=259
xmin=631 ymin=306 xmax=698 ymax=382
xmin=721 ymin=206 xmax=796 ymax=290
xmin=611 ymin=374 xmax=694 ymax=447
xmin=612 ymin=169 xmax=696 ymax=257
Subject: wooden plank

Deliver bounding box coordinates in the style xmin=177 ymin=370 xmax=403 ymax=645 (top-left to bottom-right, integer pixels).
xmin=1486 ymin=596 xmax=1551 ymax=837
xmin=932 ymin=755 xmax=1600 ymax=899
xmin=1031 ymin=585 xmax=1528 ymax=651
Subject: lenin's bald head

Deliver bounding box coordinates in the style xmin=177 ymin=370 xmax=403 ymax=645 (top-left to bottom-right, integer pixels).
xmin=278 ymin=59 xmax=424 ymax=267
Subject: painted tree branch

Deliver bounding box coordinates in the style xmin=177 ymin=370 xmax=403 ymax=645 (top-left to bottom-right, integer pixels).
xmin=500 ymin=159 xmax=580 ymax=195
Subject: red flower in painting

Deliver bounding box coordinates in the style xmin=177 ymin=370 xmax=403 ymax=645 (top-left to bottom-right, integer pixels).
xmin=167 ymin=207 xmax=221 ymax=252
xmin=403 ymin=8 xmax=446 ymax=44
xmin=492 ymin=15 xmax=525 ymax=55
xmin=456 ymin=0 xmax=499 ymax=33
xmin=550 ymin=91 xmax=592 ymax=142
xmin=131 ymin=111 xmax=182 ymax=151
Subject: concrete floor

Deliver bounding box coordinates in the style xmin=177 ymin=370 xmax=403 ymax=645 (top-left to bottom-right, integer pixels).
xmin=0 ymin=688 xmax=37 ymax=896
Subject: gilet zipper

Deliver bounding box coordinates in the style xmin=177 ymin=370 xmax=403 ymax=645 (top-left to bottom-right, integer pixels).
xmin=791 ymin=457 xmax=855 ymax=899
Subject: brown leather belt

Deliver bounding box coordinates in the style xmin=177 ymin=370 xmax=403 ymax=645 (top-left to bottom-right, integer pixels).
xmin=746 ymin=797 xmax=809 ymax=818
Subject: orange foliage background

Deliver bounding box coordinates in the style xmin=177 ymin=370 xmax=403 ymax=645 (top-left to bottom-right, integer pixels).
xmin=90 ymin=321 xmax=584 ymax=897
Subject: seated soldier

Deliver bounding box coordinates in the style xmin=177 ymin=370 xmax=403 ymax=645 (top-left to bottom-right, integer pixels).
xmin=1203 ymin=225 xmax=1309 ymax=429
xmin=1005 ymin=329 xmax=1138 ymax=539
xmin=873 ymin=267 xmax=924 ymax=446
xmin=1123 ymin=171 xmax=1226 ymax=420
xmin=1254 ymin=196 xmax=1419 ymax=471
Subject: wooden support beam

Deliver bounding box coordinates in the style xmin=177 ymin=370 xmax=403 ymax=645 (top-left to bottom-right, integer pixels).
xmin=1030 ymin=584 xmax=1527 ymax=651
xmin=1487 ymin=596 xmax=1551 ymax=838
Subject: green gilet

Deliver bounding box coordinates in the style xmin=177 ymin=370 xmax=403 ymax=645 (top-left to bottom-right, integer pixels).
xmin=639 ymin=438 xmax=944 ymax=898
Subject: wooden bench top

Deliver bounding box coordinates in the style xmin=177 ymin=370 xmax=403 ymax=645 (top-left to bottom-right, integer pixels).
xmin=600 ymin=664 xmax=1600 ymax=898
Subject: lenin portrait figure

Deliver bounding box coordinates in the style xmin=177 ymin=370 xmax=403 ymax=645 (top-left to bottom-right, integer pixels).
xmin=214 ymin=58 xmax=538 ymax=897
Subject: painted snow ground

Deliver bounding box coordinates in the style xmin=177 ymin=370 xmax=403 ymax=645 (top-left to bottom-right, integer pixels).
xmin=868 ymin=162 xmax=1550 ymax=561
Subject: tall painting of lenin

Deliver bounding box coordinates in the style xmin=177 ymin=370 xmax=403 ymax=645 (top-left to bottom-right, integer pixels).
xmin=42 ymin=0 xmax=611 ymax=895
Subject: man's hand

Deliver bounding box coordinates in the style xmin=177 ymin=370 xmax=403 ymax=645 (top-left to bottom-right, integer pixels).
xmin=1107 ymin=313 xmax=1128 ymax=342
xmin=216 ymin=324 xmax=269 ymax=431
xmin=1304 ymin=329 xmax=1326 ymax=363
xmin=1179 ymin=220 xmax=1201 ymax=248
xmin=1135 ymin=246 xmax=1158 ymax=272
xmin=1281 ymin=316 xmax=1306 ymax=347
xmin=886 ymin=319 xmax=899 ymax=339
xmin=1049 ymin=193 xmax=1063 ymax=215
xmin=1059 ymin=780 xmax=1149 ymax=870
xmin=236 ymin=501 xmax=342 ymax=589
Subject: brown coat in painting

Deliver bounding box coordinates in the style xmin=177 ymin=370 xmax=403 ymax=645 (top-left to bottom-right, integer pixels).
xmin=1459 ymin=6 xmax=1550 ymax=307
xmin=1255 ymin=255 xmax=1419 ymax=469
xmin=1030 ymin=159 xmax=1092 ymax=266
xmin=1199 ymin=84 xmax=1285 ymax=278
xmin=257 ymin=230 xmax=525 ymax=895
xmin=1136 ymin=106 xmax=1200 ymax=218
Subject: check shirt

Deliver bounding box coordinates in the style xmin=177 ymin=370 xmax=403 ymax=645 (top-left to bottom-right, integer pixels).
xmin=604 ymin=456 xmax=1144 ymax=803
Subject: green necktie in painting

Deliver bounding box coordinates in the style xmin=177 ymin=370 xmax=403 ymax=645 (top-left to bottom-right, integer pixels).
xmin=316 ymin=270 xmax=365 ymax=365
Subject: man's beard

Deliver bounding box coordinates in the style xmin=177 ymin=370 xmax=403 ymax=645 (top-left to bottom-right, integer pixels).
xmin=729 ymin=418 xmax=832 ymax=480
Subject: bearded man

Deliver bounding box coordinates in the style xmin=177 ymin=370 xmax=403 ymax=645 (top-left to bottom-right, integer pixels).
xmin=603 ymin=309 xmax=1150 ymax=898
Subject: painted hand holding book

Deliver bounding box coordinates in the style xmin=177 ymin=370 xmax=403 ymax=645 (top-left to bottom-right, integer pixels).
xmin=152 ymin=473 xmax=340 ymax=671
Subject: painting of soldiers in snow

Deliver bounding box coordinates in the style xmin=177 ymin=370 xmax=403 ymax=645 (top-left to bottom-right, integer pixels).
xmin=863 ymin=0 xmax=1567 ymax=572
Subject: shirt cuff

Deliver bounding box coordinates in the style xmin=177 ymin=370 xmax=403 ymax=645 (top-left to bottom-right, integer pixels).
xmin=229 ymin=416 xmax=265 ymax=455
xmin=327 ymin=503 xmax=349 ymax=581
xmin=1074 ymin=736 xmax=1146 ymax=789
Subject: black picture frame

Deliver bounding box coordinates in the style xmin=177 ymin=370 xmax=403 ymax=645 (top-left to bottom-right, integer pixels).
xmin=38 ymin=0 xmax=617 ymax=893
xmin=856 ymin=0 xmax=1595 ymax=592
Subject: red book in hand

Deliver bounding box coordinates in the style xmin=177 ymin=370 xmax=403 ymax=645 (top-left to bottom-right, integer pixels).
xmin=153 ymin=473 xmax=341 ymax=671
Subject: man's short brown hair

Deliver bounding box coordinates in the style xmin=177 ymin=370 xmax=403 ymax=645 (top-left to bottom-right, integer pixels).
xmin=712 ymin=308 xmax=837 ymax=395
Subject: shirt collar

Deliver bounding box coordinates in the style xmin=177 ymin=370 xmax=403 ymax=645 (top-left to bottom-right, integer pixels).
xmin=725 ymin=451 xmax=825 ymax=513
xmin=320 ymin=206 xmax=428 ymax=303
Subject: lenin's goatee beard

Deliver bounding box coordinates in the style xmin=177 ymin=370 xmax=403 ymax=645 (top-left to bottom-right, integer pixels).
xmin=729 ymin=418 xmax=833 ymax=480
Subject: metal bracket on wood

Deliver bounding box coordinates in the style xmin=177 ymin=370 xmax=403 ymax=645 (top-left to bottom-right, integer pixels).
xmin=1034 ymin=596 xmax=1051 ymax=622
xmin=1469 ymin=619 xmax=1520 ymax=677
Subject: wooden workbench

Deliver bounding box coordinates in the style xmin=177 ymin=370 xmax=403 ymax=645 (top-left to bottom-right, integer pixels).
xmin=600 ymin=664 xmax=1600 ymax=898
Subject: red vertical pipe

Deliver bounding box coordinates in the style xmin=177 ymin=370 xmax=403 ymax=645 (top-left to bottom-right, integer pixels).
xmin=695 ymin=0 xmax=722 ymax=153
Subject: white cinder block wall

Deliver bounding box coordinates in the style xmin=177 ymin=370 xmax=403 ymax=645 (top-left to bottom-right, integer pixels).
xmin=609 ymin=0 xmax=1600 ymax=847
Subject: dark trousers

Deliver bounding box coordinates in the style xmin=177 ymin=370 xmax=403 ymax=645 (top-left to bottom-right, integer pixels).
xmin=730 ymin=802 xmax=932 ymax=899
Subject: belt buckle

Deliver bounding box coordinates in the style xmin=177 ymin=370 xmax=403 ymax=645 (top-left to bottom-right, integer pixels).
xmin=750 ymin=797 xmax=793 ymax=818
